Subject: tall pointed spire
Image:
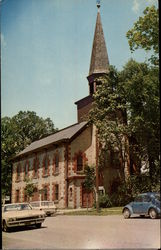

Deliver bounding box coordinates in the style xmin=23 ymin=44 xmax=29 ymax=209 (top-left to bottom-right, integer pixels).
xmin=88 ymin=2 xmax=109 ymax=76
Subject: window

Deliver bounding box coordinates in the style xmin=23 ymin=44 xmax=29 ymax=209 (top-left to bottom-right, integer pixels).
xmin=44 ymin=187 xmax=48 ymax=201
xmin=55 ymin=154 xmax=59 ymax=173
xmin=24 ymin=190 xmax=27 ymax=202
xmin=17 ymin=165 xmax=20 ymax=180
xmin=77 ymin=155 xmax=83 ymax=172
xmin=34 ymin=158 xmax=39 ymax=177
xmin=24 ymin=162 xmax=28 ymax=176
xmin=143 ymin=195 xmax=151 ymax=202
xmin=42 ymin=186 xmax=48 ymax=201
xmin=134 ymin=195 xmax=143 ymax=202
xmin=69 ymin=187 xmax=73 ymax=200
xmin=44 ymin=156 xmax=48 ymax=175
xmin=55 ymin=185 xmax=59 ymax=200
xmin=16 ymin=190 xmax=20 ymax=203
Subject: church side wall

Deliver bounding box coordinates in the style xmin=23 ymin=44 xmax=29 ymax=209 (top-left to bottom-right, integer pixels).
xmin=11 ymin=145 xmax=66 ymax=208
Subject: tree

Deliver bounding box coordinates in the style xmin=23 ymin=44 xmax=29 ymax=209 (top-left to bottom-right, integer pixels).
xmin=1 ymin=111 xmax=58 ymax=198
xmin=89 ymin=60 xmax=159 ymax=190
xmin=89 ymin=66 xmax=130 ymax=179
xmin=24 ymin=178 xmax=36 ymax=202
xmin=83 ymin=165 xmax=95 ymax=211
xmin=119 ymin=59 xmax=159 ymax=181
xmin=126 ymin=5 xmax=159 ymax=65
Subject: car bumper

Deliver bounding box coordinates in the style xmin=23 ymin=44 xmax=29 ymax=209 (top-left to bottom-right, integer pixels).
xmin=7 ymin=218 xmax=45 ymax=228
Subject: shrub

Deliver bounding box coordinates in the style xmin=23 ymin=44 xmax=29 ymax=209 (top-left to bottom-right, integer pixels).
xmin=98 ymin=194 xmax=112 ymax=208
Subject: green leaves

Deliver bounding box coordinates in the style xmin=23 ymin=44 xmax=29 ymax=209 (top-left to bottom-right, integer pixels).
xmin=83 ymin=165 xmax=95 ymax=193
xmin=127 ymin=5 xmax=159 ymax=65
xmin=1 ymin=110 xmax=58 ymax=197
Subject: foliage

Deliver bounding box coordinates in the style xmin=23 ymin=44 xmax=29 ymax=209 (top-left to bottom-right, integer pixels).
xmin=119 ymin=59 xmax=159 ymax=178
xmin=98 ymin=194 xmax=112 ymax=208
xmin=109 ymin=171 xmax=160 ymax=206
xmin=83 ymin=165 xmax=95 ymax=192
xmin=1 ymin=111 xmax=58 ymax=197
xmin=89 ymin=59 xmax=159 ymax=182
xmin=83 ymin=165 xmax=95 ymax=210
xmin=126 ymin=5 xmax=159 ymax=65
xmin=24 ymin=177 xmax=36 ymax=202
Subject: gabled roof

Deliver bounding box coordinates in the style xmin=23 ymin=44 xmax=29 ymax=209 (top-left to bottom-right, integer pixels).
xmin=13 ymin=121 xmax=88 ymax=160
xmin=89 ymin=10 xmax=110 ymax=76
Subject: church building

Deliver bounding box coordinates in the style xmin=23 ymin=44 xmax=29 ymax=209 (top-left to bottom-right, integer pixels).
xmin=11 ymin=3 xmax=127 ymax=208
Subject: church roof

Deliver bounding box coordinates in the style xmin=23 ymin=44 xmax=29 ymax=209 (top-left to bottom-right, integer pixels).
xmin=13 ymin=121 xmax=88 ymax=160
xmin=89 ymin=10 xmax=110 ymax=76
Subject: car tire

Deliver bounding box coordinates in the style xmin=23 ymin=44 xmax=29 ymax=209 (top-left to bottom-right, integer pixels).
xmin=149 ymin=208 xmax=158 ymax=219
xmin=3 ymin=220 xmax=8 ymax=232
xmin=36 ymin=223 xmax=42 ymax=228
xmin=123 ymin=208 xmax=131 ymax=219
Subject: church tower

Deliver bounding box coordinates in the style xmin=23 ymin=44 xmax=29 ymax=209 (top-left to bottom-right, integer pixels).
xmin=75 ymin=1 xmax=110 ymax=122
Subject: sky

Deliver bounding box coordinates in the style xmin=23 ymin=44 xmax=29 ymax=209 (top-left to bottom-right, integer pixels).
xmin=1 ymin=0 xmax=158 ymax=129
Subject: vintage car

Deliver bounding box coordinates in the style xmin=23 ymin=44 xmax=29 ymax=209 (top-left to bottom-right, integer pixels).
xmin=122 ymin=192 xmax=160 ymax=219
xmin=2 ymin=203 xmax=46 ymax=232
xmin=30 ymin=201 xmax=57 ymax=216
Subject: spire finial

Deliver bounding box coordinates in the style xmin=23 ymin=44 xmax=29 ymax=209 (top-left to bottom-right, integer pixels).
xmin=96 ymin=0 xmax=100 ymax=10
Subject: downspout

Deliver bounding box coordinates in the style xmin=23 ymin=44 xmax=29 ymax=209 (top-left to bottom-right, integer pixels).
xmin=65 ymin=143 xmax=69 ymax=208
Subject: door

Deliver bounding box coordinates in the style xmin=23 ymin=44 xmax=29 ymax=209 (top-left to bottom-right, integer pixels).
xmin=132 ymin=195 xmax=144 ymax=214
xmin=82 ymin=187 xmax=94 ymax=208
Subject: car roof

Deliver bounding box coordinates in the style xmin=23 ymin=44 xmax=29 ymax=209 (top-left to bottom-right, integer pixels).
xmin=138 ymin=192 xmax=159 ymax=196
xmin=4 ymin=202 xmax=30 ymax=206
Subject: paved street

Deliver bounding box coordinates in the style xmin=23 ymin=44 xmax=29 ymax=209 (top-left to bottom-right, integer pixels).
xmin=2 ymin=215 xmax=160 ymax=249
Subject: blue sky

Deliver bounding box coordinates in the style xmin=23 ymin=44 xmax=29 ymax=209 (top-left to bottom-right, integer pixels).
xmin=1 ymin=0 xmax=158 ymax=129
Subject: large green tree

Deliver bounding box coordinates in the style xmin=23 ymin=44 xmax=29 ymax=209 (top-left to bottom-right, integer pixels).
xmin=126 ymin=5 xmax=159 ymax=65
xmin=1 ymin=111 xmax=58 ymax=199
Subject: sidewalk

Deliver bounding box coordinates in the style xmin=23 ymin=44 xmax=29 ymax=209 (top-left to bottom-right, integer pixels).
xmin=56 ymin=207 xmax=92 ymax=214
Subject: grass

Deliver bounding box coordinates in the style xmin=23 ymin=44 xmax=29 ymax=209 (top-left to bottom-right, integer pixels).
xmin=64 ymin=207 xmax=123 ymax=216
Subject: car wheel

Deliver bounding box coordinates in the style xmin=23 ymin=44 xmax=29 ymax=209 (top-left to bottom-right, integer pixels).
xmin=123 ymin=208 xmax=131 ymax=219
xmin=3 ymin=221 xmax=8 ymax=232
xmin=149 ymin=208 xmax=157 ymax=219
xmin=36 ymin=223 xmax=42 ymax=228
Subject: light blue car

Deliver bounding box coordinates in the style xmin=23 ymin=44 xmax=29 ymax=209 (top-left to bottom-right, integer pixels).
xmin=122 ymin=192 xmax=160 ymax=219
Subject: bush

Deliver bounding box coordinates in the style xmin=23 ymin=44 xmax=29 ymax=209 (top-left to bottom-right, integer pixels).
xmin=98 ymin=194 xmax=112 ymax=208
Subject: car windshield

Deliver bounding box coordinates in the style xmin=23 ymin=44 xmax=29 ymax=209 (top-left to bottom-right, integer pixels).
xmin=4 ymin=204 xmax=32 ymax=212
xmin=41 ymin=201 xmax=54 ymax=206
xmin=154 ymin=194 xmax=160 ymax=201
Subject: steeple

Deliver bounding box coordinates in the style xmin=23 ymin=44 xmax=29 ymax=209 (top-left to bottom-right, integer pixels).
xmin=87 ymin=1 xmax=110 ymax=94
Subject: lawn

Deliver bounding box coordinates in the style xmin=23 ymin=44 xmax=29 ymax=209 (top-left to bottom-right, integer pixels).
xmin=64 ymin=207 xmax=123 ymax=216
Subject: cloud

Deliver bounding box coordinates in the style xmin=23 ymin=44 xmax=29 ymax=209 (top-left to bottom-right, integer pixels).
xmin=132 ymin=0 xmax=140 ymax=13
xmin=1 ymin=33 xmax=7 ymax=48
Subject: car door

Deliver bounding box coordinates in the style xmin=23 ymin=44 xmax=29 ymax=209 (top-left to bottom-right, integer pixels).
xmin=141 ymin=195 xmax=151 ymax=214
xmin=132 ymin=195 xmax=144 ymax=214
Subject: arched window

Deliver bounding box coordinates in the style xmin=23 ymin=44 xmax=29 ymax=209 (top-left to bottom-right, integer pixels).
xmin=55 ymin=154 xmax=59 ymax=173
xmin=44 ymin=186 xmax=48 ymax=201
xmin=44 ymin=157 xmax=48 ymax=175
xmin=33 ymin=158 xmax=39 ymax=177
xmin=24 ymin=162 xmax=29 ymax=177
xmin=17 ymin=164 xmax=21 ymax=180
xmin=77 ymin=155 xmax=83 ymax=172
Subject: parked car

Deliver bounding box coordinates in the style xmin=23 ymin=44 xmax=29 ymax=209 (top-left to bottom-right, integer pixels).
xmin=122 ymin=192 xmax=160 ymax=219
xmin=30 ymin=201 xmax=57 ymax=216
xmin=2 ymin=203 xmax=46 ymax=232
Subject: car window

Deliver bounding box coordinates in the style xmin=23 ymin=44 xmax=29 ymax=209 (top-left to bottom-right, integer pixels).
xmin=30 ymin=202 xmax=40 ymax=207
xmin=142 ymin=195 xmax=151 ymax=202
xmin=155 ymin=194 xmax=160 ymax=201
xmin=134 ymin=196 xmax=143 ymax=202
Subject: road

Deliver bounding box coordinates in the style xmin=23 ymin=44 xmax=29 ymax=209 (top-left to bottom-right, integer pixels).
xmin=2 ymin=215 xmax=160 ymax=249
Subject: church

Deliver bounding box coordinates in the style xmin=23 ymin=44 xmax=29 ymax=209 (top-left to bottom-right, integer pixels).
xmin=11 ymin=3 xmax=129 ymax=208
